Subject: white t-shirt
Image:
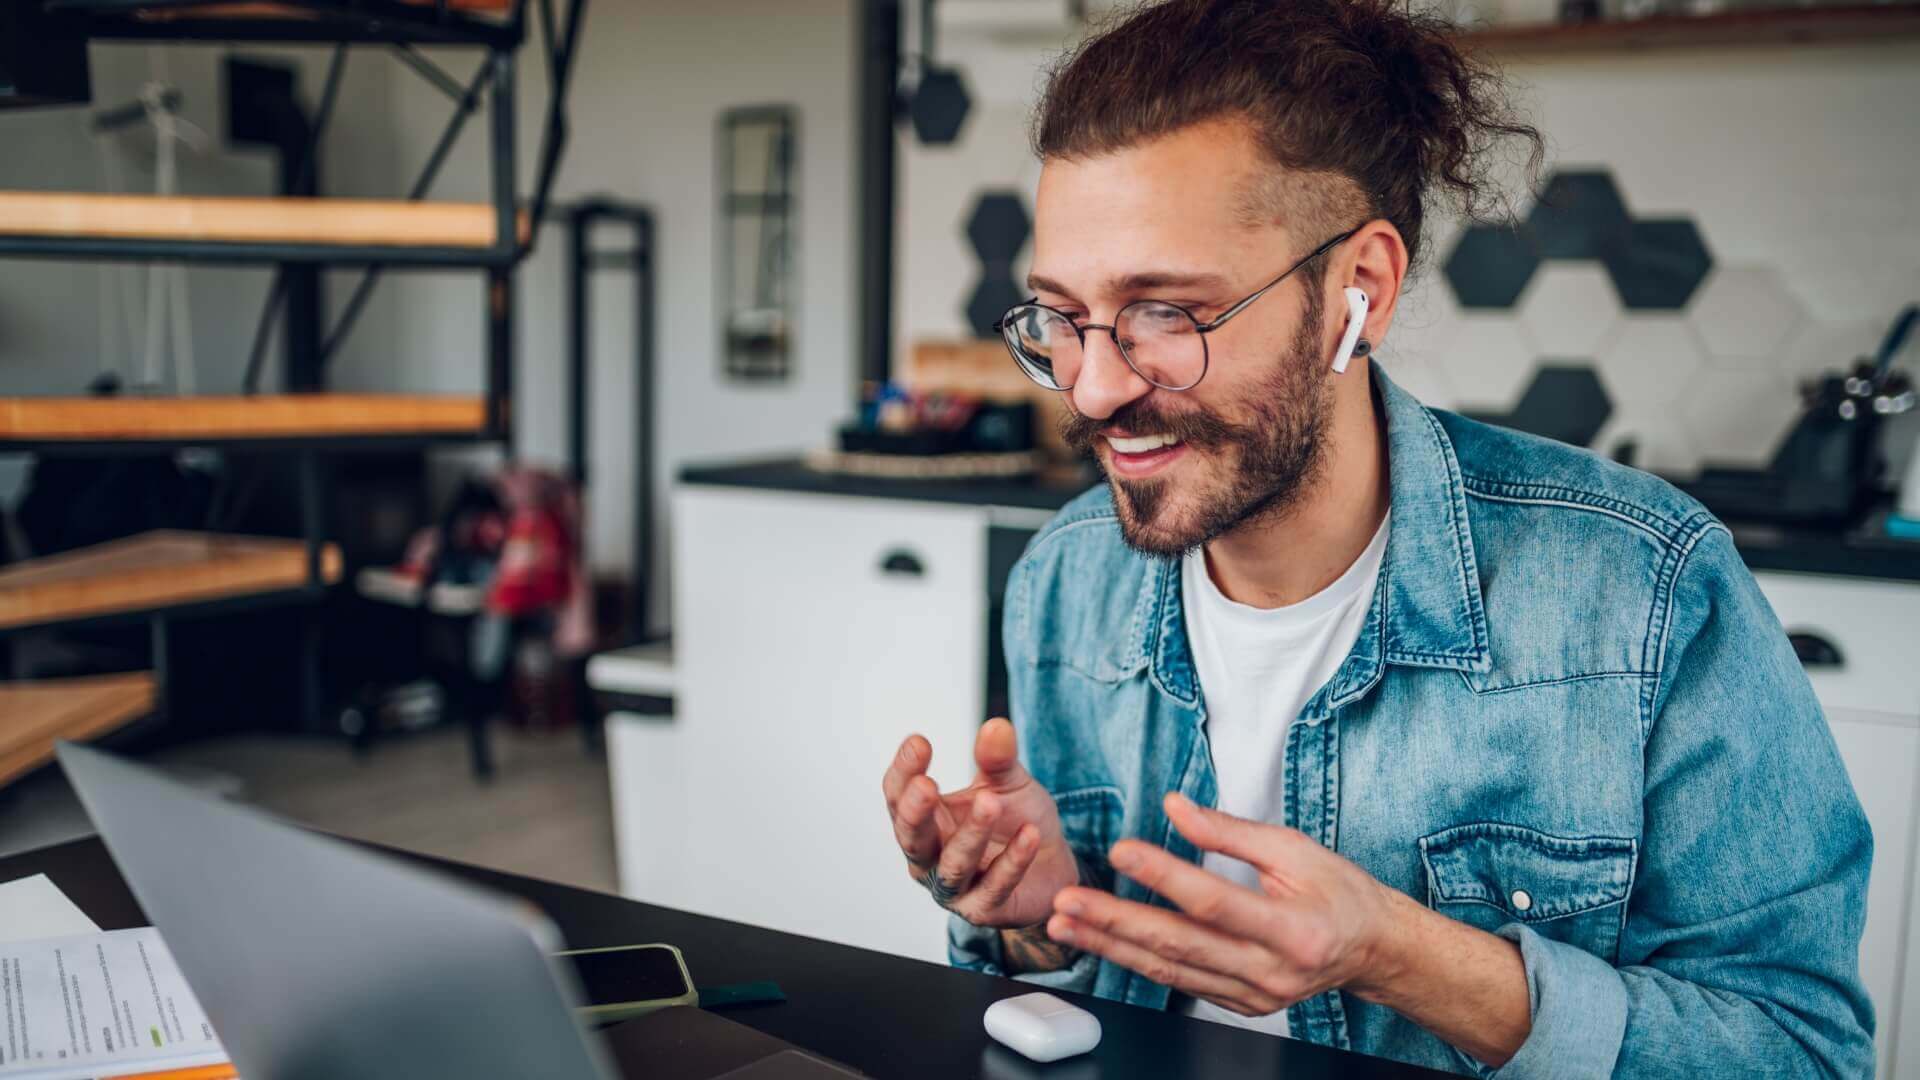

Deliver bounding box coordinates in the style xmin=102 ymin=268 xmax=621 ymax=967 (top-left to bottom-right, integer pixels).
xmin=1174 ymin=514 xmax=1390 ymax=1039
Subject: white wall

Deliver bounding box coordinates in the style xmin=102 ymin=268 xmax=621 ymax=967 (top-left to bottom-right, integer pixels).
xmin=893 ymin=24 xmax=1920 ymax=476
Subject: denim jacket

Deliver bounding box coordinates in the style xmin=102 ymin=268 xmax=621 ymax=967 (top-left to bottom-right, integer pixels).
xmin=950 ymin=365 xmax=1875 ymax=1078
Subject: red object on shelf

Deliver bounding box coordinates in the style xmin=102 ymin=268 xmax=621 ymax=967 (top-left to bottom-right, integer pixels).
xmin=488 ymin=503 xmax=571 ymax=615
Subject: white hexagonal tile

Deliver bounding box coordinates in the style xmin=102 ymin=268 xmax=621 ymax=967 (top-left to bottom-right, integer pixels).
xmin=1517 ymin=264 xmax=1622 ymax=360
xmin=1596 ymin=317 xmax=1707 ymax=475
xmin=1436 ymin=316 xmax=1536 ymax=411
xmin=1587 ymin=414 xmax=1697 ymax=476
xmin=1375 ymin=349 xmax=1457 ymax=411
xmin=1687 ymin=267 xmax=1806 ymax=367
xmin=1383 ymin=280 xmax=1460 ymax=361
xmin=1677 ymin=366 xmax=1802 ymax=469
xmin=1772 ymin=317 xmax=1886 ymax=382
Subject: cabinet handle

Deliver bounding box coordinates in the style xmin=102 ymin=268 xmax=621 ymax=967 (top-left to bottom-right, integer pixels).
xmin=1787 ymin=631 xmax=1844 ymax=670
xmin=879 ymin=549 xmax=926 ymax=578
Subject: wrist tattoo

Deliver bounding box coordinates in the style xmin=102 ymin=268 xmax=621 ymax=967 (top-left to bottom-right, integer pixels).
xmin=1001 ymin=922 xmax=1079 ymax=974
xmin=998 ymin=850 xmax=1098 ymax=975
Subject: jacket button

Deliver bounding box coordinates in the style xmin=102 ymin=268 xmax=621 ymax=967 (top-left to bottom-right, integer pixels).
xmin=1510 ymin=889 xmax=1533 ymax=912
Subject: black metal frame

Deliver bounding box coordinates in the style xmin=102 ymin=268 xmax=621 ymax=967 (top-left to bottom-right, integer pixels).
xmin=557 ymin=198 xmax=657 ymax=645
xmin=858 ymin=0 xmax=900 ymax=388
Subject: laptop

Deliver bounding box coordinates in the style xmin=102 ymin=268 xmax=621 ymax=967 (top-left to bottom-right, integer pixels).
xmin=57 ymin=741 xmax=858 ymax=1080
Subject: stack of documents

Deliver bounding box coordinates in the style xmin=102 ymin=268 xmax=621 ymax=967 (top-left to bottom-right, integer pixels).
xmin=0 ymin=875 xmax=231 ymax=1080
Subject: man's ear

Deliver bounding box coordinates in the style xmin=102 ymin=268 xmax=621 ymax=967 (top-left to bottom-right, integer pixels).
xmin=1342 ymin=220 xmax=1409 ymax=350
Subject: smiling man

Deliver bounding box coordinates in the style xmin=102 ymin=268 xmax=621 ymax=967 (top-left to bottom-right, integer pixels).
xmin=877 ymin=0 xmax=1875 ymax=1076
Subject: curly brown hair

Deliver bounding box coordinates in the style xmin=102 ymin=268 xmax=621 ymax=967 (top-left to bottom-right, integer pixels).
xmin=1032 ymin=0 xmax=1543 ymax=275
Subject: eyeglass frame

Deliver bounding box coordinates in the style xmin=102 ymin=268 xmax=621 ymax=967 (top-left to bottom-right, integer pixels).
xmin=991 ymin=225 xmax=1362 ymax=392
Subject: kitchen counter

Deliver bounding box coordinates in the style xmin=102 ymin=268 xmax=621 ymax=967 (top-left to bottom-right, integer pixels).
xmin=681 ymin=456 xmax=1920 ymax=583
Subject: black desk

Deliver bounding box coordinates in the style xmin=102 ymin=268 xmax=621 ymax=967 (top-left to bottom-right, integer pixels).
xmin=1 ymin=836 xmax=1450 ymax=1079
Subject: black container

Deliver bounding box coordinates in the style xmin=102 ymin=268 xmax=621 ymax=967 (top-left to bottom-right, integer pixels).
xmin=1 ymin=0 xmax=90 ymax=110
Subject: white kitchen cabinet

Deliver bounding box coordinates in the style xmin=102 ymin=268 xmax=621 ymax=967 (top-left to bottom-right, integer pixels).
xmin=621 ymin=485 xmax=988 ymax=964
xmin=1756 ymin=572 xmax=1920 ymax=1080
xmin=1827 ymin=709 xmax=1920 ymax=1080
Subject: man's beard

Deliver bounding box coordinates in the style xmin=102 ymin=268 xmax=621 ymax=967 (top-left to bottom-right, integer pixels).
xmin=1060 ymin=289 xmax=1331 ymax=559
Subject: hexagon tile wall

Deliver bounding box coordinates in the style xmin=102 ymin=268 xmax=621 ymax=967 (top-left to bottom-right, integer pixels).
xmin=962 ymin=189 xmax=1033 ymax=337
xmin=1416 ymin=165 xmax=1859 ymax=474
xmin=1447 ymin=168 xmax=1715 ymax=313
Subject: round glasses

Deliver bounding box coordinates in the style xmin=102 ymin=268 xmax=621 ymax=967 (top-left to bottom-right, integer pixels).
xmin=993 ymin=227 xmax=1359 ymax=392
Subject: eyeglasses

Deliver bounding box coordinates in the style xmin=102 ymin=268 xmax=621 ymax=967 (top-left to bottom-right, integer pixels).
xmin=992 ymin=227 xmax=1360 ymax=392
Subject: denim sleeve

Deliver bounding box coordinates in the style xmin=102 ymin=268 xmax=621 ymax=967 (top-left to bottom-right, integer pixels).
xmin=947 ymin=915 xmax=1102 ymax=992
xmin=1493 ymin=526 xmax=1876 ymax=1080
xmin=944 ymin=555 xmax=1102 ymax=995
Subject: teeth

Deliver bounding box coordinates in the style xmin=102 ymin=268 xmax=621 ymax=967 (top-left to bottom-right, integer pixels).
xmin=1106 ymin=433 xmax=1182 ymax=454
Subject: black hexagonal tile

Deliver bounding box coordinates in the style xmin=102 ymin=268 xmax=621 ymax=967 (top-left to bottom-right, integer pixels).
xmin=1443 ymin=224 xmax=1540 ymax=310
xmin=910 ymin=67 xmax=971 ymax=146
xmin=1601 ymin=218 xmax=1712 ymax=311
xmin=965 ymin=267 xmax=1023 ymax=338
xmin=1464 ymin=364 xmax=1613 ymax=447
xmin=1528 ymin=170 xmax=1632 ymax=260
xmin=965 ymin=190 xmax=1031 ymax=265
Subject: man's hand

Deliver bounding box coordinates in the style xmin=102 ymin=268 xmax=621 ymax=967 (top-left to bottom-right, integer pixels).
xmin=1046 ymin=792 xmax=1531 ymax=1067
xmin=880 ymin=718 xmax=1080 ymax=931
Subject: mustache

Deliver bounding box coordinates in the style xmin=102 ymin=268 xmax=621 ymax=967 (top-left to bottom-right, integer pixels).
xmin=1060 ymin=397 xmax=1239 ymax=454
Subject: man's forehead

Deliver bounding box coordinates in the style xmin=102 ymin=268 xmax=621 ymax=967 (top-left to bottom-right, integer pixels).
xmin=1026 ymin=119 xmax=1299 ymax=298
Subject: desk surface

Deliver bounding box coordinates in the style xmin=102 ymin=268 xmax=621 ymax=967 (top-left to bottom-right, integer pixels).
xmin=1 ymin=836 xmax=1450 ymax=1079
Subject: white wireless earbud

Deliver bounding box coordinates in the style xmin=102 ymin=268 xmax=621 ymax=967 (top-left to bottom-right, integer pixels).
xmin=1333 ymin=287 xmax=1370 ymax=374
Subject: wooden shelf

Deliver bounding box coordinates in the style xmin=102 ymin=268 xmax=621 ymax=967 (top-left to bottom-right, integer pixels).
xmin=0 ymin=531 xmax=342 ymax=631
xmin=46 ymin=0 xmax=520 ymax=45
xmin=0 ymin=393 xmax=488 ymax=444
xmin=0 ymin=193 xmax=531 ymax=265
xmin=1460 ymin=5 xmax=1920 ymax=54
xmin=0 ymin=192 xmax=520 ymax=247
xmin=0 ymin=672 xmax=155 ymax=788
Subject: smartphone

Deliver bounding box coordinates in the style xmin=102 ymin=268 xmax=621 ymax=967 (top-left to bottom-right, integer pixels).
xmin=557 ymin=943 xmax=698 ymax=1022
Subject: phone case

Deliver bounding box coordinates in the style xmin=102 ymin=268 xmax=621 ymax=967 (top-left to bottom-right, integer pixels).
xmin=556 ymin=942 xmax=700 ymax=1021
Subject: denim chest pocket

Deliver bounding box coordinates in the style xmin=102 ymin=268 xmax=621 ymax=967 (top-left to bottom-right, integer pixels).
xmin=1053 ymin=786 xmax=1125 ymax=888
xmin=1418 ymin=823 xmax=1637 ymax=965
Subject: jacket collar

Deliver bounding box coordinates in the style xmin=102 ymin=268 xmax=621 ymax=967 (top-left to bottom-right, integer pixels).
xmin=1144 ymin=361 xmax=1491 ymax=710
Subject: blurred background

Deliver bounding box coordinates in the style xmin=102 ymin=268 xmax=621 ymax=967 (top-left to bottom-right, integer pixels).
xmin=0 ymin=1 xmax=1916 ymax=1075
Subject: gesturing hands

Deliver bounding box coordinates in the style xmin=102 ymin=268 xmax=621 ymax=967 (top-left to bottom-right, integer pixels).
xmin=1046 ymin=791 xmax=1415 ymax=1018
xmin=881 ymin=718 xmax=1081 ymax=929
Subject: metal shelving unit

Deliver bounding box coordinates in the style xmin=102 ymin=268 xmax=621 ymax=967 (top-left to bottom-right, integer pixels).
xmin=0 ymin=0 xmax=587 ymax=743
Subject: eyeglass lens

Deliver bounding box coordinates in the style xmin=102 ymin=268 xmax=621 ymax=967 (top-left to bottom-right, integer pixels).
xmin=1002 ymin=300 xmax=1205 ymax=391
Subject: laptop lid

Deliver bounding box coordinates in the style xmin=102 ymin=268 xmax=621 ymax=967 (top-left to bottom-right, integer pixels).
xmin=57 ymin=741 xmax=614 ymax=1080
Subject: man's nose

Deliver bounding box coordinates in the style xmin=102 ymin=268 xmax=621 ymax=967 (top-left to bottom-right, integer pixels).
xmin=1067 ymin=329 xmax=1152 ymax=422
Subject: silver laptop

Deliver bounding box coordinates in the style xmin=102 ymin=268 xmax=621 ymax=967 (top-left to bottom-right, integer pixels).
xmin=59 ymin=740 xmax=621 ymax=1080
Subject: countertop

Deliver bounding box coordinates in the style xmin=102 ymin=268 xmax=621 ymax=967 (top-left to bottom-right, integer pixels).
xmin=680 ymin=457 xmax=1920 ymax=584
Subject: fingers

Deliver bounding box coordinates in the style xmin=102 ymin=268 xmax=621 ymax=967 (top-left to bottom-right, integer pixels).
xmin=882 ymin=734 xmax=932 ymax=813
xmin=1053 ymin=886 xmax=1260 ymax=988
xmin=892 ymin=774 xmax=945 ymax=870
xmin=1046 ymin=907 xmax=1285 ymax=1017
xmin=965 ymin=824 xmax=1041 ymax=912
xmin=1107 ymin=840 xmax=1281 ymax=943
xmin=933 ymin=791 xmax=1002 ymax=895
xmin=1163 ymin=792 xmax=1313 ymax=871
xmin=972 ymin=717 xmax=1029 ymax=790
